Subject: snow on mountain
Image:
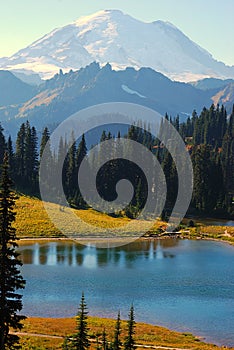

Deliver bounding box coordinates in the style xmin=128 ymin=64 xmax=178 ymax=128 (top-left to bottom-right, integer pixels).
xmin=121 ymin=84 xmax=146 ymax=98
xmin=1 ymin=9 xmax=234 ymax=81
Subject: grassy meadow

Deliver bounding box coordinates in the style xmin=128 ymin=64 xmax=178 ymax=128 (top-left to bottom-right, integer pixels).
xmin=18 ymin=316 xmax=232 ymax=350
xmin=14 ymin=195 xmax=234 ymax=244
xmin=13 ymin=195 xmax=165 ymax=239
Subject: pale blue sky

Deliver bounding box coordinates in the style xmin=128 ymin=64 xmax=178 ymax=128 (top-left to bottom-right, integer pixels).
xmin=1 ymin=0 xmax=233 ymax=66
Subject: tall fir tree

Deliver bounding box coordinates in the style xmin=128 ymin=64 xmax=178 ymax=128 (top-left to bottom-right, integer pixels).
xmin=0 ymin=124 xmax=6 ymax=168
xmin=0 ymin=153 xmax=26 ymax=349
xmin=15 ymin=123 xmax=26 ymax=181
xmin=71 ymin=293 xmax=90 ymax=350
xmin=221 ymin=106 xmax=234 ymax=214
xmin=113 ymin=311 xmax=122 ymax=350
xmin=76 ymin=135 xmax=87 ymax=169
xmin=30 ymin=126 xmax=39 ymax=184
xmin=24 ymin=122 xmax=38 ymax=190
xmin=124 ymin=306 xmax=135 ymax=350
xmin=6 ymin=137 xmax=14 ymax=177
xmin=40 ymin=127 xmax=50 ymax=160
xmin=66 ymin=133 xmax=77 ymax=203
xmin=39 ymin=127 xmax=53 ymax=175
xmin=75 ymin=135 xmax=88 ymax=208
xmin=101 ymin=329 xmax=108 ymax=350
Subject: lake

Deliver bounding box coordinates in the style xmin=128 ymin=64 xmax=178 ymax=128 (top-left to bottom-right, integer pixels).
xmin=18 ymin=239 xmax=234 ymax=347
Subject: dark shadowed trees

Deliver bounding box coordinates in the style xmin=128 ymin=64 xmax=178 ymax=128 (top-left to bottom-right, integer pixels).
xmin=0 ymin=153 xmax=26 ymax=349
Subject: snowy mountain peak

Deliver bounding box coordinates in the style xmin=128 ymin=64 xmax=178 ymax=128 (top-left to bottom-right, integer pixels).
xmin=75 ymin=9 xmax=125 ymax=23
xmin=1 ymin=9 xmax=234 ymax=81
xmin=153 ymin=20 xmax=178 ymax=28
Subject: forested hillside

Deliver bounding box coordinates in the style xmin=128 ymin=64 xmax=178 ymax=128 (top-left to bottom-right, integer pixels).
xmin=0 ymin=104 xmax=233 ymax=219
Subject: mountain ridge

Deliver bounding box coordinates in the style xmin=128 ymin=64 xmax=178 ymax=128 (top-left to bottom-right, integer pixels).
xmin=0 ymin=63 xmax=217 ymax=135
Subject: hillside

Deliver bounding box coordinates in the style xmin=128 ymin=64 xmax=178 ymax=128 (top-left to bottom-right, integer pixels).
xmin=14 ymin=195 xmax=234 ymax=244
xmin=212 ymin=82 xmax=234 ymax=112
xmin=14 ymin=195 xmax=132 ymax=238
xmin=0 ymin=70 xmax=36 ymax=106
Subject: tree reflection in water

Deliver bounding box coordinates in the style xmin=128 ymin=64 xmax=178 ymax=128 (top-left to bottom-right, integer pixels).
xmin=18 ymin=239 xmax=177 ymax=268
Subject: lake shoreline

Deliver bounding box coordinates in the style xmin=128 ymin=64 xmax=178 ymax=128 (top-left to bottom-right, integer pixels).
xmin=17 ymin=234 xmax=234 ymax=247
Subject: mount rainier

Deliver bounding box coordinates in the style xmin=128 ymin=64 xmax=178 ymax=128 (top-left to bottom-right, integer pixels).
xmin=0 ymin=9 xmax=234 ymax=82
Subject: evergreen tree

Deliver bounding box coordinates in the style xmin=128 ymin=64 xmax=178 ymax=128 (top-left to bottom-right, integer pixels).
xmin=63 ymin=336 xmax=70 ymax=350
xmin=40 ymin=127 xmax=50 ymax=160
xmin=39 ymin=127 xmax=52 ymax=173
xmin=101 ymin=329 xmax=108 ymax=350
xmin=6 ymin=137 xmax=14 ymax=177
xmin=124 ymin=306 xmax=135 ymax=350
xmin=127 ymin=125 xmax=138 ymax=141
xmin=31 ymin=126 xmax=39 ymax=182
xmin=174 ymin=115 xmax=180 ymax=131
xmin=222 ymin=107 xmax=234 ymax=214
xmin=24 ymin=123 xmax=38 ymax=189
xmin=193 ymin=107 xmax=206 ymax=144
xmin=0 ymin=153 xmax=26 ymax=349
xmin=96 ymin=335 xmax=100 ymax=350
xmin=0 ymin=124 xmax=6 ymax=168
xmin=192 ymin=145 xmax=216 ymax=212
xmin=38 ymin=127 xmax=55 ymax=202
xmin=75 ymin=135 xmax=88 ymax=209
xmin=100 ymin=130 xmax=107 ymax=143
xmin=76 ymin=135 xmax=87 ymax=170
xmin=71 ymin=292 xmax=90 ymax=350
xmin=15 ymin=123 xmax=26 ymax=180
xmin=66 ymin=135 xmax=77 ymax=203
xmin=24 ymin=121 xmax=32 ymax=179
xmin=162 ymin=150 xmax=177 ymax=208
xmin=113 ymin=311 xmax=122 ymax=350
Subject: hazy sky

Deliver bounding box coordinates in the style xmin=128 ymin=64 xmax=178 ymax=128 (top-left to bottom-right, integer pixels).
xmin=1 ymin=0 xmax=233 ymax=66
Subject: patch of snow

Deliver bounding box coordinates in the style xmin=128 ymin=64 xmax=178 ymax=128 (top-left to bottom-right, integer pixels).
xmin=121 ymin=84 xmax=146 ymax=98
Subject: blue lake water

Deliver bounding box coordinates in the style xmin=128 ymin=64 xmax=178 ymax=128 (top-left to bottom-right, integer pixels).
xmin=18 ymin=239 xmax=234 ymax=347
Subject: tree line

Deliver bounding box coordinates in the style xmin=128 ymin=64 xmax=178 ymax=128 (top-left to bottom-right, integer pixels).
xmin=0 ymin=103 xmax=233 ymax=217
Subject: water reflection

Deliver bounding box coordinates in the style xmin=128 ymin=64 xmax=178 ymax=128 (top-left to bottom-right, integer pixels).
xmin=19 ymin=239 xmax=177 ymax=267
xmin=18 ymin=239 xmax=234 ymax=347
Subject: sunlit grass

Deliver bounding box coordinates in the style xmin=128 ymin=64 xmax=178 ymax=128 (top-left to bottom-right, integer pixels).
xmin=19 ymin=316 xmax=228 ymax=350
xmin=14 ymin=195 xmax=62 ymax=238
xmin=13 ymin=195 xmax=233 ymax=245
xmin=181 ymin=218 xmax=234 ymax=245
xmin=13 ymin=195 xmax=164 ymax=239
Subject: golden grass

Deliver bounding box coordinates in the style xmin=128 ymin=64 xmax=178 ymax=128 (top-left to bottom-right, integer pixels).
xmin=18 ymin=316 xmax=231 ymax=350
xmin=19 ymin=89 xmax=59 ymax=114
xmin=180 ymin=219 xmax=234 ymax=245
xmin=13 ymin=195 xmax=233 ymax=245
xmin=14 ymin=195 xmax=62 ymax=238
xmin=13 ymin=195 xmax=164 ymax=239
xmin=20 ymin=335 xmax=62 ymax=350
